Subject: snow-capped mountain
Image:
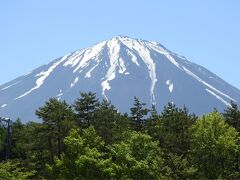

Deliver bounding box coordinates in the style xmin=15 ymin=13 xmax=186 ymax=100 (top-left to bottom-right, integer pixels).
xmin=0 ymin=35 xmax=240 ymax=122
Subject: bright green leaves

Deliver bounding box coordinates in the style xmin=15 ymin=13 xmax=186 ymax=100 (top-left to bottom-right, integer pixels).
xmin=110 ymin=131 xmax=169 ymax=179
xmin=49 ymin=128 xmax=117 ymax=179
xmin=190 ymin=112 xmax=239 ymax=178
xmin=0 ymin=160 xmax=36 ymax=179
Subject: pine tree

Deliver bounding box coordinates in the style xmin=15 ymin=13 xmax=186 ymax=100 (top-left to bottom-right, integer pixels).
xmin=145 ymin=104 xmax=160 ymax=136
xmin=130 ymin=97 xmax=149 ymax=131
xmin=223 ymin=101 xmax=240 ymax=132
xmin=92 ymin=100 xmax=130 ymax=144
xmin=159 ymin=103 xmax=196 ymax=155
xmin=92 ymin=100 xmax=118 ymax=144
xmin=10 ymin=119 xmax=25 ymax=159
xmin=36 ymin=98 xmax=75 ymax=159
xmin=73 ymin=92 xmax=99 ymax=128
xmin=223 ymin=101 xmax=240 ymax=174
xmin=112 ymin=113 xmax=131 ymax=143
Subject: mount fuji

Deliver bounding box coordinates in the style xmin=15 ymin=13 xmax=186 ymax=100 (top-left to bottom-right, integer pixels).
xmin=0 ymin=35 xmax=239 ymax=122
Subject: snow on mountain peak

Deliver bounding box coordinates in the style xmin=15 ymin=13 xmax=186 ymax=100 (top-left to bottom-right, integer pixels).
xmin=0 ymin=35 xmax=239 ymax=121
xmin=11 ymin=36 xmax=238 ymax=105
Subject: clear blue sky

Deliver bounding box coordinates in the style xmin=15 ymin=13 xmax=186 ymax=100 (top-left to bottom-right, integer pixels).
xmin=1 ymin=0 xmax=239 ymax=89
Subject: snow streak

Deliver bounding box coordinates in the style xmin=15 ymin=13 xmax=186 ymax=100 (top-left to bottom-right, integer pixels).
xmin=119 ymin=36 xmax=157 ymax=104
xmin=15 ymin=55 xmax=69 ymax=100
xmin=101 ymin=38 xmax=121 ymax=99
xmin=148 ymin=42 xmax=236 ymax=103
xmin=166 ymin=80 xmax=174 ymax=93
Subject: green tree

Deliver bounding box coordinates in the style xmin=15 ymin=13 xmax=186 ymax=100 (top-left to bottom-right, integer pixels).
xmin=10 ymin=121 xmax=52 ymax=178
xmin=92 ymin=100 xmax=117 ymax=144
xmin=145 ymin=105 xmax=160 ymax=137
xmin=144 ymin=103 xmax=199 ymax=179
xmin=164 ymin=153 xmax=198 ymax=179
xmin=112 ymin=113 xmax=131 ymax=143
xmin=110 ymin=131 xmax=170 ymax=179
xmin=0 ymin=160 xmax=36 ymax=179
xmin=92 ymin=100 xmax=130 ymax=144
xmin=223 ymin=101 xmax=240 ymax=132
xmin=36 ymin=98 xmax=76 ymax=159
xmin=73 ymin=92 xmax=99 ymax=128
xmin=147 ymin=103 xmax=196 ymax=155
xmin=130 ymin=97 xmax=149 ymax=131
xmin=190 ymin=112 xmax=240 ymax=178
xmin=223 ymin=102 xmax=240 ymax=174
xmin=10 ymin=119 xmax=25 ymax=159
xmin=48 ymin=127 xmax=117 ymax=179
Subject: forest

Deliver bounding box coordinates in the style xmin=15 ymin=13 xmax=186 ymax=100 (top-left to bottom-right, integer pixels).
xmin=0 ymin=92 xmax=239 ymax=179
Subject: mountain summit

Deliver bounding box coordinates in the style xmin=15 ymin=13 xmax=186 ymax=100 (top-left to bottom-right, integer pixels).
xmin=1 ymin=36 xmax=239 ymax=121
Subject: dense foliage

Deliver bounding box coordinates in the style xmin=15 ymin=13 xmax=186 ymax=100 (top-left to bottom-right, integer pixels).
xmin=0 ymin=92 xmax=239 ymax=179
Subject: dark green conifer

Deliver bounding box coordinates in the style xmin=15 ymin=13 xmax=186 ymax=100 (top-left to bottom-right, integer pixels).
xmin=36 ymin=98 xmax=75 ymax=159
xmin=223 ymin=101 xmax=240 ymax=132
xmin=73 ymin=92 xmax=99 ymax=128
xmin=130 ymin=97 xmax=149 ymax=131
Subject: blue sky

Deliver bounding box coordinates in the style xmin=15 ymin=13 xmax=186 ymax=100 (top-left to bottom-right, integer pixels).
xmin=0 ymin=0 xmax=239 ymax=88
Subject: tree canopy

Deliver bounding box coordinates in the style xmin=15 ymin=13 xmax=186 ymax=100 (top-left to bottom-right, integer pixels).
xmin=0 ymin=93 xmax=239 ymax=179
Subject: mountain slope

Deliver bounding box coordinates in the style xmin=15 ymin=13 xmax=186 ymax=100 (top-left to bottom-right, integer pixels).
xmin=1 ymin=35 xmax=239 ymax=122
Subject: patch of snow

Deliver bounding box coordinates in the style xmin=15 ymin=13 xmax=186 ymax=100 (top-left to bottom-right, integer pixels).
xmin=101 ymin=39 xmax=121 ymax=100
xmin=118 ymin=58 xmax=126 ymax=74
xmin=1 ymin=104 xmax=7 ymax=108
xmin=174 ymin=53 xmax=187 ymax=60
xmin=182 ymin=66 xmax=236 ymax=102
xmin=206 ymin=89 xmax=231 ymax=107
xmin=149 ymin=43 xmax=182 ymax=69
xmin=104 ymin=62 xmax=108 ymax=68
xmin=148 ymin=43 xmax=236 ymax=103
xmin=166 ymin=80 xmax=174 ymax=93
xmin=35 ymin=71 xmax=44 ymax=77
xmin=150 ymin=41 xmax=159 ymax=46
xmin=125 ymin=39 xmax=158 ymax=104
xmin=85 ymin=63 xmax=99 ymax=78
xmin=15 ymin=54 xmax=69 ymax=100
xmin=118 ymin=36 xmax=135 ymax=50
xmin=56 ymin=93 xmax=63 ymax=97
xmin=120 ymin=38 xmax=159 ymax=104
xmin=125 ymin=72 xmax=130 ymax=75
xmin=101 ymin=79 xmax=112 ymax=97
xmin=56 ymin=90 xmax=63 ymax=99
xmin=63 ymin=50 xmax=85 ymax=68
xmin=73 ymin=41 xmax=106 ymax=73
xmin=1 ymin=81 xmax=20 ymax=91
xmin=70 ymin=77 xmax=79 ymax=88
xmin=24 ymin=71 xmax=32 ymax=76
xmin=126 ymin=49 xmax=139 ymax=66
